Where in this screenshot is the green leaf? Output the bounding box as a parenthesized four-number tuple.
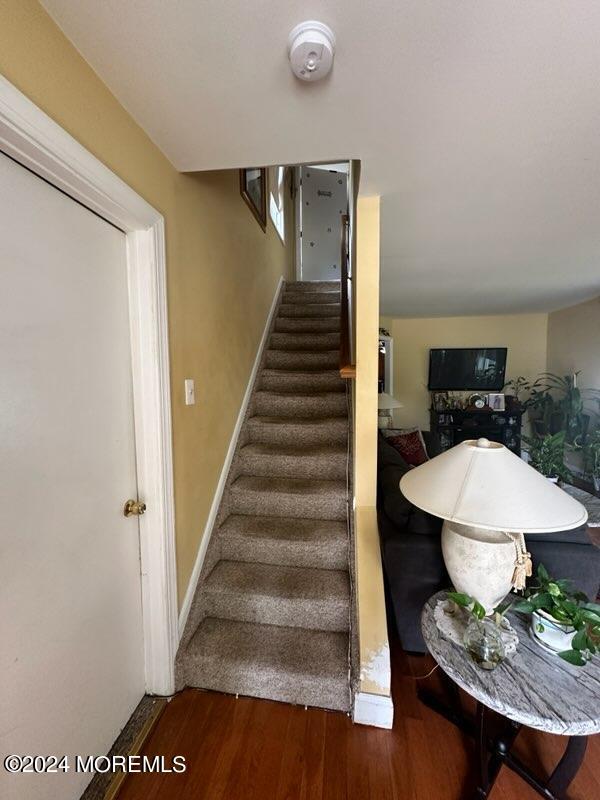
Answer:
(547, 582, 561, 597)
(472, 600, 486, 620)
(558, 650, 586, 666)
(447, 592, 472, 608)
(513, 600, 535, 613)
(537, 564, 550, 583)
(583, 602, 600, 615)
(580, 609, 600, 625)
(571, 629, 588, 651)
(529, 593, 553, 612)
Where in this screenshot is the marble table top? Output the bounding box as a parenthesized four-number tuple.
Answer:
(562, 484, 600, 526)
(422, 591, 600, 736)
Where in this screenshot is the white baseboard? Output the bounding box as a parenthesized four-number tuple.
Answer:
(177, 277, 284, 639)
(353, 691, 394, 729)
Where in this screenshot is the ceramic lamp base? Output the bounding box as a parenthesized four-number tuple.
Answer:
(441, 521, 521, 613)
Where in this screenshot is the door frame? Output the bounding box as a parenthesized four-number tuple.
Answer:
(294, 166, 303, 280)
(0, 76, 178, 695)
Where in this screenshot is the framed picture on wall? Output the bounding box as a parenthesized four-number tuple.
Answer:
(239, 168, 267, 231)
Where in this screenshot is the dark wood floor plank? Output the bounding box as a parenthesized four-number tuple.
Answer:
(275, 706, 310, 800)
(117, 640, 600, 800)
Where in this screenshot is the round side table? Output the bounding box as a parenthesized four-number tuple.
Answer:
(420, 591, 600, 800)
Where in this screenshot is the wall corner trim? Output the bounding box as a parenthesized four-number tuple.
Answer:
(353, 691, 394, 729)
(178, 276, 284, 639)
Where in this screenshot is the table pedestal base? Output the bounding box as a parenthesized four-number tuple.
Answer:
(418, 678, 588, 800)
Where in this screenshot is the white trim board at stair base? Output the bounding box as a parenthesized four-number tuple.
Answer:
(0, 76, 178, 696)
(353, 692, 394, 729)
(178, 277, 284, 639)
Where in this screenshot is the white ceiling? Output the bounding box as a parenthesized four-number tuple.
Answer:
(41, 1, 600, 316)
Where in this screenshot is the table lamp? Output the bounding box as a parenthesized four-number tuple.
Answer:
(400, 438, 588, 612)
(378, 392, 403, 429)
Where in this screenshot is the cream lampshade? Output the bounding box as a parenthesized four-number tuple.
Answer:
(400, 438, 587, 612)
(377, 392, 403, 429)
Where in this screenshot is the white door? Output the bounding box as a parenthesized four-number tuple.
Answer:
(0, 153, 145, 800)
(300, 166, 348, 281)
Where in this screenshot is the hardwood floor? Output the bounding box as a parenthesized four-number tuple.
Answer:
(117, 637, 600, 800)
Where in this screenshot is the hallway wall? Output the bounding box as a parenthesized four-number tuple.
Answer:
(0, 0, 294, 603)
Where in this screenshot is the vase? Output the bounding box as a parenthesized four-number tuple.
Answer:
(441, 521, 518, 613)
(531, 609, 575, 654)
(463, 616, 506, 670)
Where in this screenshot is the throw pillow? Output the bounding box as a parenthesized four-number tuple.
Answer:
(382, 427, 429, 467)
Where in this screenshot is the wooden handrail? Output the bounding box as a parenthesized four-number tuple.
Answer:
(339, 214, 356, 378)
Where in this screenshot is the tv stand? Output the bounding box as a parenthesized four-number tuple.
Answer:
(430, 407, 522, 456)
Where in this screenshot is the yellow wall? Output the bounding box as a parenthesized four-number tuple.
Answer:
(354, 197, 391, 702)
(381, 313, 549, 430)
(547, 295, 600, 414)
(1, 0, 294, 604)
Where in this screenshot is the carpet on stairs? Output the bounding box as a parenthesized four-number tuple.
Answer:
(175, 280, 353, 712)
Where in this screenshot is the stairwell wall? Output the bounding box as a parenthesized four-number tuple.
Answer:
(1, 0, 295, 605)
(353, 197, 393, 725)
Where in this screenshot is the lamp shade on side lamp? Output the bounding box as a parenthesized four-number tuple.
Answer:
(400, 438, 588, 612)
(377, 393, 403, 429)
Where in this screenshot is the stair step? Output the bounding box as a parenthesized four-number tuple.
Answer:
(259, 369, 345, 394)
(274, 316, 340, 333)
(283, 291, 340, 305)
(219, 514, 348, 569)
(253, 390, 347, 419)
(265, 349, 339, 371)
(238, 442, 347, 480)
(203, 561, 350, 631)
(184, 618, 350, 711)
(285, 281, 340, 293)
(230, 475, 347, 520)
(279, 303, 341, 318)
(246, 416, 348, 446)
(269, 331, 340, 351)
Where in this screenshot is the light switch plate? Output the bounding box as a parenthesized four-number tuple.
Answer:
(184, 378, 195, 406)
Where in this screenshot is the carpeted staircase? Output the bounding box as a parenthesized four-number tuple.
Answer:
(176, 280, 352, 712)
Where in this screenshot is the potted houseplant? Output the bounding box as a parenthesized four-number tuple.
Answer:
(537, 372, 589, 444)
(503, 376, 531, 410)
(523, 431, 571, 483)
(513, 564, 600, 665)
(583, 427, 600, 493)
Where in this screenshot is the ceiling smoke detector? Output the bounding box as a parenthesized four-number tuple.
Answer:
(288, 21, 336, 82)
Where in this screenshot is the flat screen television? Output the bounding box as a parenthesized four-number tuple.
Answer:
(428, 348, 507, 391)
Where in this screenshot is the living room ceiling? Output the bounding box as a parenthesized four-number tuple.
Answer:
(41, 1, 600, 316)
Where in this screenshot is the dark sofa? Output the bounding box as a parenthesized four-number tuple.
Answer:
(377, 431, 600, 653)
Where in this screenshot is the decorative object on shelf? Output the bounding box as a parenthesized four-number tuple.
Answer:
(381, 426, 429, 466)
(239, 168, 267, 231)
(467, 392, 488, 410)
(487, 392, 505, 411)
(434, 596, 518, 659)
(378, 326, 390, 337)
(523, 431, 571, 483)
(430, 406, 522, 456)
(400, 438, 588, 614)
(377, 392, 403, 429)
(513, 564, 600, 666)
(431, 390, 449, 411)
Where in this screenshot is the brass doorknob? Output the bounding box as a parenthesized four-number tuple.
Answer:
(124, 499, 147, 517)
